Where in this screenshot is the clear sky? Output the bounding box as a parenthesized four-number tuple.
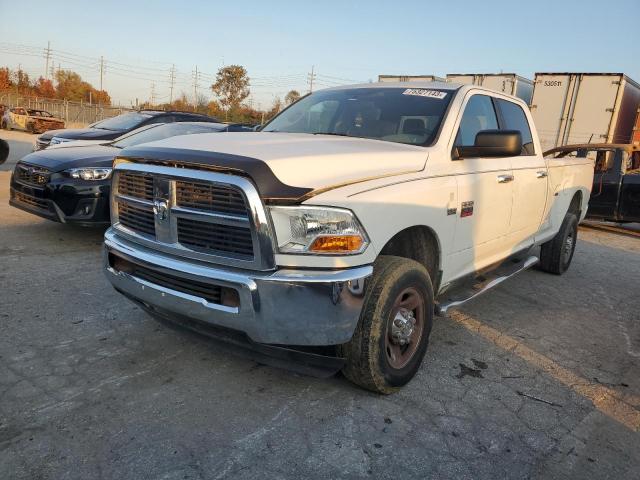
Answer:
(0, 0, 638, 108)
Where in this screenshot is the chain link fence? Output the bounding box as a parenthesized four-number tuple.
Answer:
(0, 91, 134, 128)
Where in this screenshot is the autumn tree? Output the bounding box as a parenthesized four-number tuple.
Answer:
(0, 68, 11, 90)
(92, 89, 111, 105)
(55, 70, 89, 101)
(14, 69, 31, 94)
(265, 96, 283, 121)
(33, 77, 56, 98)
(211, 65, 250, 119)
(285, 90, 301, 105)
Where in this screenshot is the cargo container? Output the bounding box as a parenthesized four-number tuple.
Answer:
(445, 73, 534, 104)
(633, 108, 640, 144)
(530, 73, 640, 151)
(378, 75, 446, 83)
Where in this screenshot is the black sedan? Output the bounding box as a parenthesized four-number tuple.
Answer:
(35, 110, 221, 150)
(10, 122, 240, 226)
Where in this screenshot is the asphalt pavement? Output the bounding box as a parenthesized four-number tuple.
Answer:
(1, 129, 639, 479)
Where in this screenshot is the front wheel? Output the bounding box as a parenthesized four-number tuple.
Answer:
(539, 212, 578, 275)
(338, 256, 434, 394)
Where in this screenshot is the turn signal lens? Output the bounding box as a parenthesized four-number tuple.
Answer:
(309, 235, 364, 253)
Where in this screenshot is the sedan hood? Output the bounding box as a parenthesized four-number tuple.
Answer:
(39, 128, 123, 141)
(20, 144, 119, 172)
(120, 132, 428, 200)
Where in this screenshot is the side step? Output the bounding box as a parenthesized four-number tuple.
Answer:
(435, 256, 539, 316)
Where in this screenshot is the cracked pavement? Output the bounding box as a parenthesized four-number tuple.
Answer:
(1, 131, 639, 479)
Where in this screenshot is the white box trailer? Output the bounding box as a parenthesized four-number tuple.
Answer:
(530, 73, 640, 151)
(446, 73, 534, 104)
(378, 75, 446, 83)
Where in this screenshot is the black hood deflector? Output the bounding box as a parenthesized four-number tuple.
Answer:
(119, 146, 313, 203)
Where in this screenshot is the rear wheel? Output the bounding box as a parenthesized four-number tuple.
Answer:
(338, 256, 434, 394)
(539, 212, 578, 275)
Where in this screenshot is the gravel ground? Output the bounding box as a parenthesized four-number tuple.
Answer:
(1, 130, 639, 479)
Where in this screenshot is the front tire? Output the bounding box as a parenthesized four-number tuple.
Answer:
(539, 212, 578, 275)
(339, 256, 434, 394)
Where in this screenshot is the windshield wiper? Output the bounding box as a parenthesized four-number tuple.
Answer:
(312, 132, 351, 137)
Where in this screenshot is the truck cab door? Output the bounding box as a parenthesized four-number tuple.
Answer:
(494, 98, 547, 249)
(448, 94, 514, 277)
(588, 149, 622, 220)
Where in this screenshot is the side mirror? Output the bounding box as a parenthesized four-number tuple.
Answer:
(253, 124, 262, 131)
(0, 139, 9, 165)
(452, 130, 522, 160)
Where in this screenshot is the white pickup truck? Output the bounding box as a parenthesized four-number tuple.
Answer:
(103, 82, 594, 393)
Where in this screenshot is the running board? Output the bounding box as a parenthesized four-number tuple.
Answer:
(435, 256, 539, 316)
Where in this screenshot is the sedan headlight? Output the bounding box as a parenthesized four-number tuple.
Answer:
(50, 137, 72, 145)
(269, 206, 369, 255)
(66, 167, 112, 180)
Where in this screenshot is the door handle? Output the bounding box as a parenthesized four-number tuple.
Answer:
(497, 174, 514, 183)
(536, 171, 548, 178)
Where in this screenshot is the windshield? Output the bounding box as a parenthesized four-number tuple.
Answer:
(262, 87, 454, 146)
(92, 112, 152, 131)
(28, 110, 52, 117)
(112, 122, 224, 149)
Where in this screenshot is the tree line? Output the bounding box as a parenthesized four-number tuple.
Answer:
(1, 64, 304, 124)
(142, 65, 303, 124)
(0, 67, 111, 105)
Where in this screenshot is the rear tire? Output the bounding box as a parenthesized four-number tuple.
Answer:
(338, 255, 434, 394)
(539, 212, 578, 275)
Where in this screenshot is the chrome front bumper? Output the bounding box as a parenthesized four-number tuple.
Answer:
(104, 228, 373, 346)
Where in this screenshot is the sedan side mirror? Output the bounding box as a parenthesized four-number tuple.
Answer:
(0, 139, 9, 165)
(452, 130, 522, 160)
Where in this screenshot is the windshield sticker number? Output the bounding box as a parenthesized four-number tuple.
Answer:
(402, 89, 447, 99)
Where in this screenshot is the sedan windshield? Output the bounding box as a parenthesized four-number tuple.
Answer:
(262, 87, 454, 146)
(92, 112, 152, 131)
(111, 122, 225, 149)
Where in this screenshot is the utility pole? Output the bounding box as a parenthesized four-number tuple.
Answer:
(99, 56, 105, 91)
(192, 65, 200, 107)
(169, 64, 176, 104)
(44, 41, 52, 79)
(307, 65, 316, 93)
(150, 82, 157, 106)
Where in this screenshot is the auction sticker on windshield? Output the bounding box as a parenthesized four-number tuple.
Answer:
(402, 89, 447, 99)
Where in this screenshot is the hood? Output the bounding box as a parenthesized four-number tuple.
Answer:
(38, 128, 123, 141)
(20, 144, 119, 172)
(47, 139, 111, 150)
(120, 132, 428, 200)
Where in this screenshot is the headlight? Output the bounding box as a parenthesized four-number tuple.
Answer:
(269, 205, 369, 255)
(50, 137, 72, 145)
(66, 167, 112, 180)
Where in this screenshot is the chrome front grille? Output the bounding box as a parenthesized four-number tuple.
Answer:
(176, 180, 247, 216)
(118, 202, 155, 236)
(15, 163, 50, 186)
(112, 163, 275, 271)
(117, 172, 154, 200)
(177, 217, 254, 259)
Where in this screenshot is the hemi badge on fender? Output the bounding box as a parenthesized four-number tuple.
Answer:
(447, 207, 457, 216)
(460, 201, 474, 218)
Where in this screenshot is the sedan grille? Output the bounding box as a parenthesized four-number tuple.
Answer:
(15, 164, 50, 186)
(14, 191, 49, 210)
